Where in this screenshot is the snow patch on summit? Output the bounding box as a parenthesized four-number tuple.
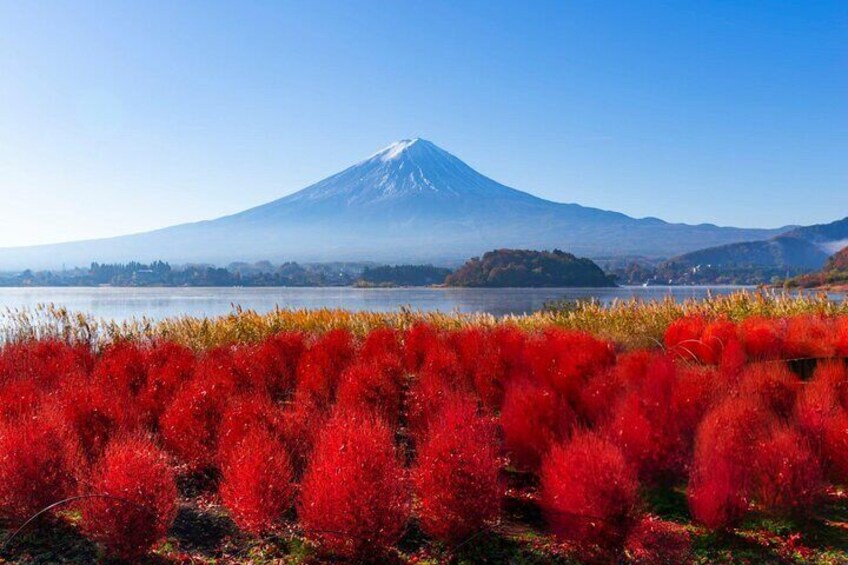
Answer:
(378, 138, 421, 162)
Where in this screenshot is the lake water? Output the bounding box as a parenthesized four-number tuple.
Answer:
(0, 285, 788, 320)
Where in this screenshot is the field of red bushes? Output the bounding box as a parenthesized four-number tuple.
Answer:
(1, 314, 848, 563)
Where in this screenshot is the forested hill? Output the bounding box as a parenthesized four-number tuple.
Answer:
(786, 246, 848, 289)
(445, 249, 615, 288)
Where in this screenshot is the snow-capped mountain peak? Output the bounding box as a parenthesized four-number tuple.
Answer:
(374, 138, 423, 161)
(280, 138, 538, 206)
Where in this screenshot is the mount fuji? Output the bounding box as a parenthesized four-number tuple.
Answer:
(0, 139, 789, 269)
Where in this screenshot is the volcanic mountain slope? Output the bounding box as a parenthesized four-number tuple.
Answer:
(0, 139, 789, 269)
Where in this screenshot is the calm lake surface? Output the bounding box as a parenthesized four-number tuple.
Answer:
(0, 286, 781, 320)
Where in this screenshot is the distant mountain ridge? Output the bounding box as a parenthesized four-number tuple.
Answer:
(653, 217, 848, 284)
(0, 138, 793, 270)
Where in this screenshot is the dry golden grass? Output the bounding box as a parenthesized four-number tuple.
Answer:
(0, 290, 845, 350)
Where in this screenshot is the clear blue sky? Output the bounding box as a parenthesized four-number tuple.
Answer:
(1, 1, 845, 247)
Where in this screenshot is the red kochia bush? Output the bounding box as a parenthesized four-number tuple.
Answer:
(234, 332, 306, 401)
(406, 345, 467, 440)
(220, 428, 294, 534)
(795, 360, 847, 437)
(835, 317, 848, 356)
(688, 398, 776, 529)
(0, 339, 93, 389)
(450, 328, 506, 408)
(700, 319, 739, 365)
(750, 427, 823, 517)
(57, 378, 138, 463)
(81, 437, 177, 561)
(624, 515, 692, 564)
(0, 412, 79, 522)
(577, 350, 654, 425)
(160, 376, 234, 469)
(739, 317, 784, 360)
(278, 395, 328, 478)
(738, 362, 802, 419)
(664, 316, 707, 362)
(500, 379, 576, 471)
(473, 326, 528, 410)
(413, 395, 502, 542)
(92, 341, 148, 396)
(402, 322, 441, 373)
(527, 329, 615, 403)
(784, 315, 834, 359)
(335, 354, 405, 427)
(298, 410, 410, 559)
(794, 360, 848, 480)
(541, 433, 638, 549)
(295, 329, 356, 408)
(821, 412, 848, 480)
(137, 341, 196, 429)
(360, 327, 403, 362)
(604, 354, 679, 480)
(606, 354, 714, 482)
(0, 378, 44, 424)
(216, 394, 285, 468)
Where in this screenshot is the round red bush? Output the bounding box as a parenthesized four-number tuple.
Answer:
(0, 411, 79, 523)
(834, 317, 848, 357)
(220, 428, 294, 534)
(821, 412, 848, 481)
(216, 394, 285, 468)
(739, 316, 785, 360)
(361, 327, 403, 362)
(605, 355, 708, 482)
(138, 341, 196, 429)
(92, 341, 148, 396)
(750, 427, 823, 517)
(278, 394, 328, 478)
(295, 329, 356, 408)
(335, 355, 404, 427)
(247, 332, 306, 400)
(57, 378, 139, 463)
(501, 379, 576, 471)
(527, 329, 615, 403)
(794, 360, 848, 444)
(407, 347, 467, 441)
(688, 398, 776, 529)
(413, 394, 502, 542)
(664, 316, 707, 362)
(540, 432, 638, 548)
(700, 319, 738, 365)
(784, 315, 834, 359)
(81, 437, 177, 561)
(298, 409, 410, 559)
(0, 378, 44, 424)
(160, 376, 233, 469)
(737, 362, 801, 419)
(0, 339, 93, 390)
(402, 322, 441, 373)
